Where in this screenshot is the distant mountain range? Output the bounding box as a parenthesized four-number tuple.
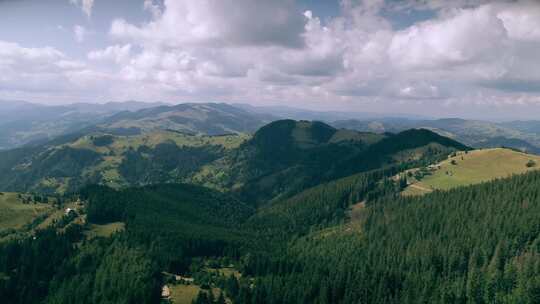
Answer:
(332, 118, 540, 154)
(233, 103, 432, 121)
(2, 100, 540, 155)
(0, 100, 168, 150)
(99, 103, 276, 136)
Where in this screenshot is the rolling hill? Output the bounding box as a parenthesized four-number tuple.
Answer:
(402, 148, 540, 195)
(193, 120, 467, 204)
(99, 102, 275, 136)
(0, 130, 249, 194)
(0, 119, 467, 199)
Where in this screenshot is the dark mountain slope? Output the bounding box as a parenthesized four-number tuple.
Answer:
(195, 120, 467, 204)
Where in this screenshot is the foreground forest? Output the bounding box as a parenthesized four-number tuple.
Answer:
(1, 119, 540, 303)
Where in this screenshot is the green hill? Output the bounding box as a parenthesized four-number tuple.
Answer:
(403, 148, 540, 195)
(0, 130, 248, 194)
(0, 120, 465, 200)
(194, 121, 466, 204)
(0, 192, 52, 236)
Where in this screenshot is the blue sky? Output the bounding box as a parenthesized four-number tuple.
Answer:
(1, 0, 540, 119)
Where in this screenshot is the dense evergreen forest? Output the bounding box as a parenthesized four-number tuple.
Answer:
(2, 120, 540, 303)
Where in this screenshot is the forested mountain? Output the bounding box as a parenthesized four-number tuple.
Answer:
(0, 119, 465, 198)
(239, 171, 540, 303)
(0, 183, 254, 304)
(187, 120, 466, 204)
(4, 115, 540, 304)
(0, 130, 249, 194)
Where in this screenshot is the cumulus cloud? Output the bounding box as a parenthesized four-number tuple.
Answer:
(5, 0, 540, 117)
(389, 5, 507, 69)
(88, 44, 132, 63)
(0, 40, 92, 95)
(111, 0, 306, 48)
(91, 0, 540, 111)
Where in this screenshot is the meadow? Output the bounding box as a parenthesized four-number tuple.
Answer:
(403, 148, 540, 195)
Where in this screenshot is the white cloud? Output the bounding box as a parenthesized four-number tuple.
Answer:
(111, 0, 306, 48)
(497, 1, 540, 42)
(5, 0, 540, 117)
(88, 44, 132, 63)
(0, 40, 92, 96)
(388, 5, 507, 69)
(70, 0, 94, 18)
(74, 25, 86, 43)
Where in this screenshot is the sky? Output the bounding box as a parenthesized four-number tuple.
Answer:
(1, 0, 540, 119)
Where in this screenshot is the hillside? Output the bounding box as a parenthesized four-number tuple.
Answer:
(0, 119, 466, 199)
(193, 120, 466, 204)
(0, 130, 249, 194)
(0, 183, 254, 304)
(240, 170, 540, 303)
(0, 192, 53, 239)
(402, 148, 540, 195)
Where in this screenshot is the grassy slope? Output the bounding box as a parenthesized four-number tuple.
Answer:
(70, 131, 248, 189)
(85, 222, 125, 239)
(169, 285, 224, 304)
(403, 148, 540, 195)
(0, 192, 52, 231)
(12, 131, 250, 193)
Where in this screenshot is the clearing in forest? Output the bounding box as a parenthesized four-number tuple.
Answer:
(402, 148, 540, 195)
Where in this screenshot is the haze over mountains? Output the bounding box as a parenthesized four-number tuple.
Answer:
(3, 100, 540, 155)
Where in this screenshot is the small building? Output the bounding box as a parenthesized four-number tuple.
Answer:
(161, 285, 171, 299)
(175, 275, 195, 283)
(65, 208, 76, 216)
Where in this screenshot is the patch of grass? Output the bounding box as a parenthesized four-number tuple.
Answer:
(404, 148, 540, 195)
(205, 267, 241, 279)
(330, 130, 385, 145)
(0, 193, 52, 232)
(168, 285, 223, 304)
(85, 222, 125, 239)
